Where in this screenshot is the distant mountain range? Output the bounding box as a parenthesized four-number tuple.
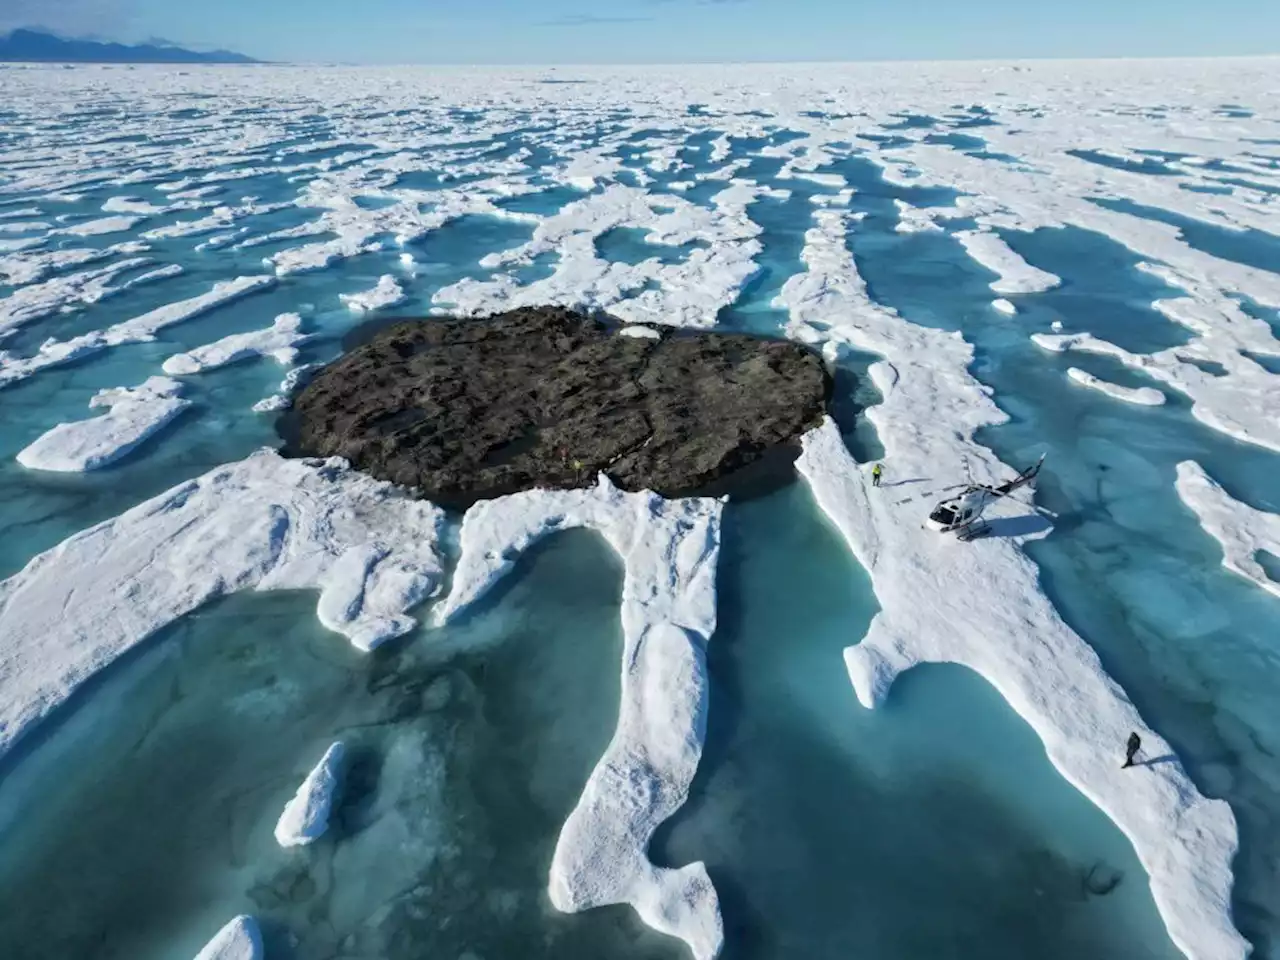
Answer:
(0, 29, 258, 64)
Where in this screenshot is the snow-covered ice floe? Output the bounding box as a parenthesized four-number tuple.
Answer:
(339, 274, 406, 313)
(275, 741, 345, 847)
(16, 376, 191, 472)
(1033, 327, 1280, 453)
(193, 915, 263, 960)
(992, 298, 1017, 316)
(781, 208, 1246, 960)
(1175, 461, 1280, 601)
(0, 276, 276, 390)
(0, 450, 445, 762)
(163, 313, 309, 375)
(956, 229, 1061, 295)
(1067, 367, 1166, 406)
(438, 476, 724, 960)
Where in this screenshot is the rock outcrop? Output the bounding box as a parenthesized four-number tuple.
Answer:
(291, 307, 829, 507)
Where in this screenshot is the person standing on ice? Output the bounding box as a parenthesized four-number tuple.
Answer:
(871, 463, 884, 488)
(1122, 732, 1142, 769)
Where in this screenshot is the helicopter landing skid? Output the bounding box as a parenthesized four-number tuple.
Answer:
(956, 521, 992, 542)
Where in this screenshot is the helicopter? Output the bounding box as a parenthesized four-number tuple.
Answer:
(926, 454, 1046, 541)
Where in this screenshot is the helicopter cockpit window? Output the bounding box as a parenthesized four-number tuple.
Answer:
(931, 505, 957, 526)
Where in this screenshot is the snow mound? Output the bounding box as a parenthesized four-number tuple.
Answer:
(163, 313, 309, 375)
(956, 229, 1061, 294)
(1067, 367, 1166, 406)
(275, 741, 345, 847)
(0, 450, 446, 762)
(439, 476, 724, 960)
(193, 915, 262, 960)
(340, 274, 406, 313)
(1175, 461, 1280, 601)
(16, 376, 190, 472)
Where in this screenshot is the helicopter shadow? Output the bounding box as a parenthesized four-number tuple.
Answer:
(982, 512, 1054, 539)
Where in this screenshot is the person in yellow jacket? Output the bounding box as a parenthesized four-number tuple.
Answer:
(871, 463, 884, 488)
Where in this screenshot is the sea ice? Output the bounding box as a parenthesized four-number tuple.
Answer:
(1033, 327, 1280, 452)
(0, 450, 445, 761)
(992, 297, 1017, 316)
(0, 276, 277, 390)
(252, 363, 318, 414)
(619, 324, 662, 339)
(16, 376, 191, 472)
(1067, 367, 1166, 406)
(439, 477, 724, 960)
(193, 915, 262, 960)
(163, 313, 309, 375)
(1175, 461, 1280, 601)
(956, 229, 1062, 294)
(275, 741, 345, 847)
(55, 215, 143, 238)
(780, 208, 1247, 960)
(434, 182, 766, 330)
(339, 274, 406, 313)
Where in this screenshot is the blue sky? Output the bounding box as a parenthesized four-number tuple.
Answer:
(7, 0, 1280, 63)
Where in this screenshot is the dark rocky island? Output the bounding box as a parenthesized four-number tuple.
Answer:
(290, 307, 830, 508)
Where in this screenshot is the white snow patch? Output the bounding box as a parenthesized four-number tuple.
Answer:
(275, 742, 345, 847)
(619, 324, 661, 340)
(1175, 461, 1280, 601)
(439, 477, 723, 960)
(340, 274, 406, 313)
(163, 313, 309, 375)
(193, 916, 263, 960)
(992, 298, 1017, 316)
(1067, 367, 1166, 406)
(16, 376, 191, 472)
(956, 229, 1061, 294)
(0, 450, 445, 761)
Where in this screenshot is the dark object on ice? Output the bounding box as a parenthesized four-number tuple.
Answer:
(289, 306, 831, 508)
(1122, 732, 1142, 769)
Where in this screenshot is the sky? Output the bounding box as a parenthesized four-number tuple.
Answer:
(5, 0, 1280, 64)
